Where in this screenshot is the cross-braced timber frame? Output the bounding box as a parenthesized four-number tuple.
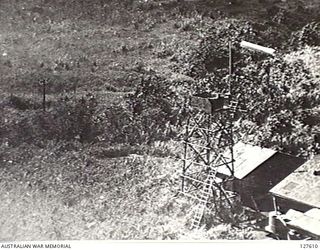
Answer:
(180, 94, 239, 229)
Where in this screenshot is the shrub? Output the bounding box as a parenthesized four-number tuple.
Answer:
(290, 22, 320, 48)
(1, 93, 101, 146)
(127, 73, 188, 143)
(8, 95, 41, 110)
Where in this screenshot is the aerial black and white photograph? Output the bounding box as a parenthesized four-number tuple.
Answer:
(0, 0, 320, 241)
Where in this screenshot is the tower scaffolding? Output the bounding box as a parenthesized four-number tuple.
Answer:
(180, 93, 240, 229)
(179, 42, 244, 229)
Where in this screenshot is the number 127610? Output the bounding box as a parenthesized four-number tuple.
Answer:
(300, 244, 318, 249)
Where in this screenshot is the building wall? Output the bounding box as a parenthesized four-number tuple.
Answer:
(273, 196, 313, 213)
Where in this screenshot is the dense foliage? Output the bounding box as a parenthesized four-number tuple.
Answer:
(134, 16, 320, 157)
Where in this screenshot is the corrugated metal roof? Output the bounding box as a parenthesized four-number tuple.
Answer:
(270, 156, 320, 209)
(285, 209, 304, 221)
(305, 208, 320, 220)
(218, 141, 277, 179)
(286, 208, 320, 237)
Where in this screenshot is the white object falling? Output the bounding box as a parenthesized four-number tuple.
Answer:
(240, 41, 276, 56)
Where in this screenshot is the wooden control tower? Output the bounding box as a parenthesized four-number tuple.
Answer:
(180, 92, 240, 229)
(180, 42, 242, 229)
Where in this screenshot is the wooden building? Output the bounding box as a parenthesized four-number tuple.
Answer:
(217, 142, 306, 211)
(270, 155, 320, 213)
(267, 156, 320, 239)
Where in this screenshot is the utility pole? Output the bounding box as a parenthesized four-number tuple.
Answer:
(228, 41, 233, 95)
(40, 79, 47, 111)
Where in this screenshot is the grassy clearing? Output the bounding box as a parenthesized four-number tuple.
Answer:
(0, 152, 180, 240)
(0, 150, 254, 240)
